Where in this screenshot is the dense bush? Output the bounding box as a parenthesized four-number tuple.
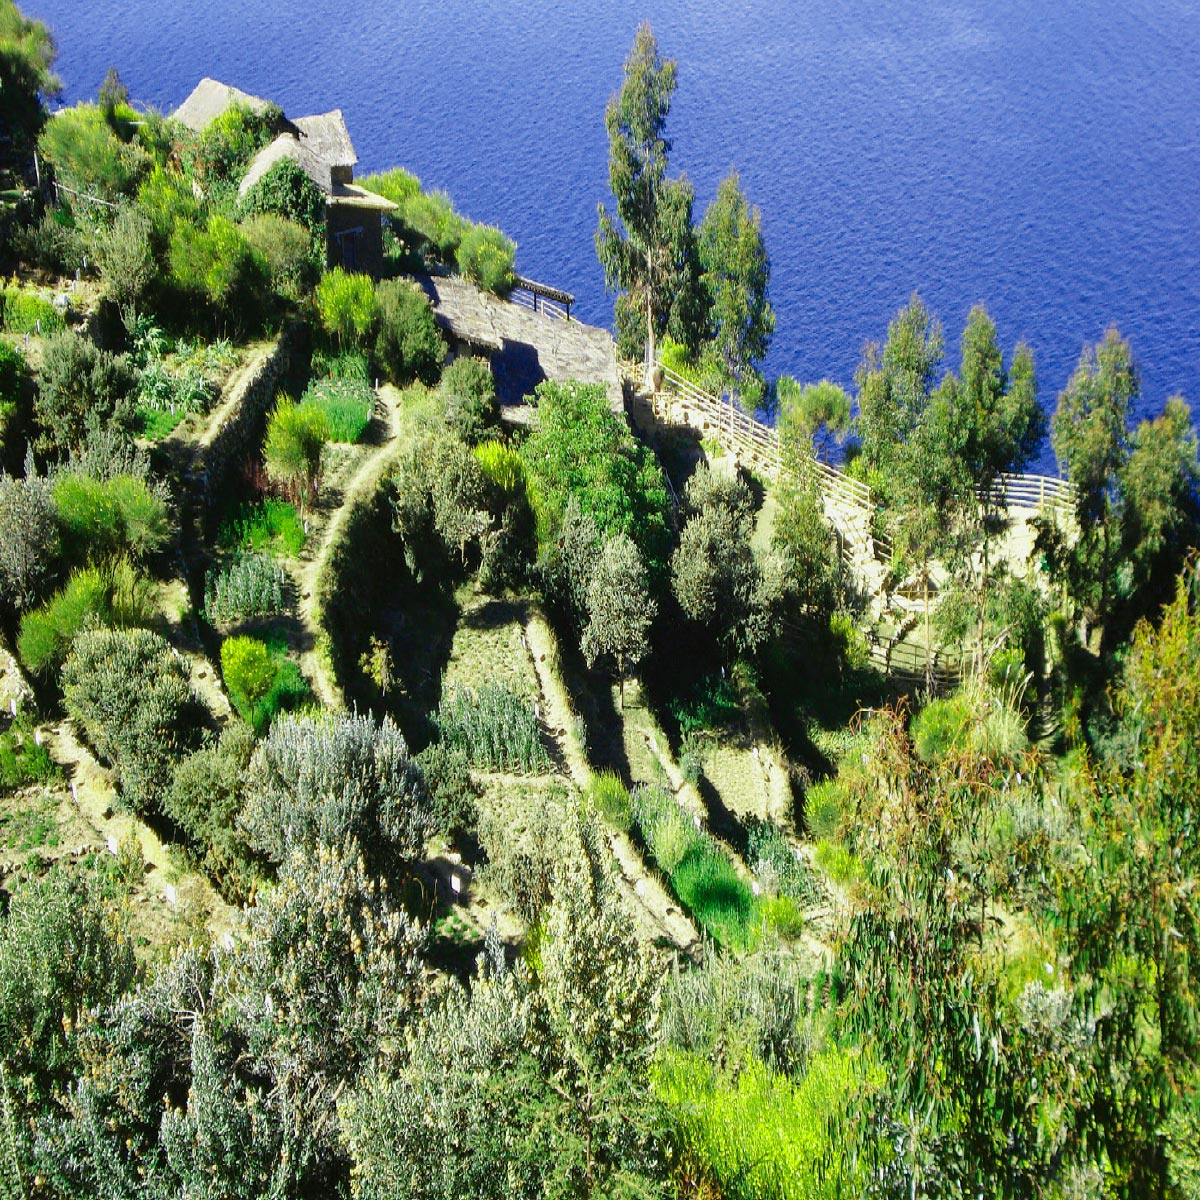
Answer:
(398, 188, 466, 262)
(0, 472, 60, 609)
(241, 212, 318, 298)
(474, 439, 525, 495)
(803, 778, 846, 842)
(316, 267, 378, 349)
(262, 396, 329, 507)
(17, 558, 153, 675)
(358, 166, 420, 206)
(374, 277, 445, 386)
(477, 783, 569, 925)
(439, 354, 497, 444)
(241, 711, 431, 871)
(34, 330, 136, 456)
(185, 100, 280, 183)
(303, 374, 374, 443)
(203, 553, 285, 625)
(161, 723, 258, 899)
(38, 102, 149, 199)
(52, 470, 170, 564)
(238, 157, 326, 233)
(747, 819, 822, 907)
(220, 633, 309, 733)
(218, 498, 305, 556)
(588, 770, 632, 831)
(168, 214, 268, 332)
(414, 740, 479, 840)
(456, 223, 516, 295)
(436, 683, 549, 774)
(62, 626, 200, 814)
(0, 285, 64, 335)
(137, 165, 202, 249)
(95, 203, 154, 317)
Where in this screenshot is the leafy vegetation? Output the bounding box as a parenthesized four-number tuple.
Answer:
(218, 498, 306, 556)
(203, 552, 286, 625)
(436, 682, 549, 774)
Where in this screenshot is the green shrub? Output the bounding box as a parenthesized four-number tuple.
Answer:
(240, 212, 318, 298)
(220, 635, 273, 722)
(263, 396, 329, 507)
(168, 214, 269, 330)
(414, 741, 478, 839)
(456, 223, 516, 295)
(653, 1049, 860, 1200)
(436, 683, 549, 774)
(0, 473, 61, 610)
(803, 778, 845, 842)
(1, 287, 64, 335)
(912, 694, 973, 762)
(399, 189, 466, 261)
(588, 770, 632, 831)
(316, 267, 379, 349)
(38, 102, 149, 199)
(747, 820, 823, 907)
(135, 358, 216, 416)
(474, 439, 525, 495)
(358, 167, 420, 206)
(52, 472, 170, 564)
(0, 712, 58, 794)
(439, 355, 497, 444)
(203, 553, 285, 626)
(374, 278, 445, 386)
(760, 894, 805, 941)
(632, 783, 700, 875)
(302, 374, 374, 443)
(34, 330, 136, 457)
(62, 626, 199, 814)
(238, 158, 326, 233)
(217, 499, 305, 556)
(187, 101, 280, 183)
(138, 166, 202, 248)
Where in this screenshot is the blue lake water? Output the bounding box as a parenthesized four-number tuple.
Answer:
(27, 0, 1200, 470)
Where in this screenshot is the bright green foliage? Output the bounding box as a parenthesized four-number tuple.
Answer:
(654, 1049, 858, 1200)
(0, 472, 59, 609)
(316, 267, 379, 349)
(439, 354, 497, 444)
(0, 710, 56, 795)
(0, 0, 59, 161)
(521, 378, 671, 580)
(373, 277, 445, 386)
(38, 102, 149, 199)
(581, 531, 655, 707)
(18, 558, 153, 675)
(397, 188, 466, 262)
(358, 166, 420, 206)
(52, 470, 170, 563)
(589, 770, 633, 831)
(62, 626, 199, 814)
(241, 711, 429, 872)
(456, 223, 516, 295)
(474, 438, 525, 495)
(0, 285, 63, 334)
(303, 374, 374, 442)
(241, 212, 318, 298)
(238, 157, 326, 232)
(803, 778, 846, 841)
(263, 395, 330, 508)
(136, 165, 201, 248)
(169, 213, 268, 330)
(218, 498, 305, 556)
(436, 683, 549, 774)
(204, 553, 285, 625)
(771, 468, 845, 621)
(34, 330, 135, 456)
(220, 634, 275, 713)
(596, 22, 705, 364)
(696, 171, 774, 404)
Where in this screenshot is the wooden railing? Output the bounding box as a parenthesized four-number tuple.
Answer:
(509, 275, 573, 320)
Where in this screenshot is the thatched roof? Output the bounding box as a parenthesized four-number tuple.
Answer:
(293, 111, 356, 168)
(172, 78, 274, 133)
(238, 111, 373, 204)
(238, 134, 333, 197)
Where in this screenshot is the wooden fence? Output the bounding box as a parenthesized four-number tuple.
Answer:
(508, 275, 574, 320)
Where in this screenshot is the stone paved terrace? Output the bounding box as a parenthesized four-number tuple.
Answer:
(417, 275, 623, 412)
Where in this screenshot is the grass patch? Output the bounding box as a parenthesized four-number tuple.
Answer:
(632, 784, 758, 950)
(0, 714, 59, 797)
(588, 770, 632, 831)
(436, 683, 549, 774)
(135, 404, 190, 440)
(218, 499, 305, 557)
(303, 373, 374, 444)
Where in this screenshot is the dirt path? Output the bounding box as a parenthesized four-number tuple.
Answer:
(523, 612, 699, 956)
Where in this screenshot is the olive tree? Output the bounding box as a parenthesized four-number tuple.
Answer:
(581, 531, 655, 709)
